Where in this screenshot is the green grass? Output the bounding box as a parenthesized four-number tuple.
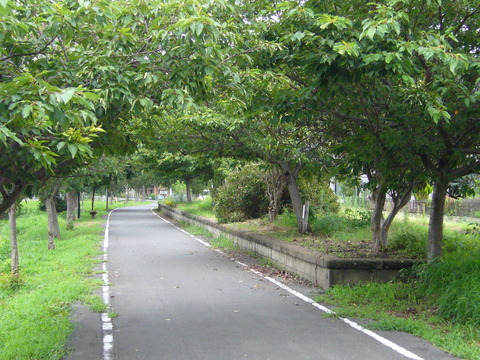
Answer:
(172, 197, 215, 218)
(316, 251, 480, 360)
(210, 235, 238, 251)
(178, 221, 214, 238)
(0, 199, 147, 360)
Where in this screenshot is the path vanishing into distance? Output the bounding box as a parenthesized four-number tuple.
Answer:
(68, 204, 459, 360)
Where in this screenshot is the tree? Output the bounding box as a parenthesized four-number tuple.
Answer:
(0, 0, 246, 215)
(44, 181, 62, 250)
(247, 0, 480, 259)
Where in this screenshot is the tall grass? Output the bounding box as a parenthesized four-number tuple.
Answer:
(417, 251, 480, 325)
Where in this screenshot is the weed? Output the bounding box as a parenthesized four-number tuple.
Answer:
(85, 295, 107, 313)
(389, 224, 428, 258)
(0, 273, 25, 294)
(259, 257, 275, 268)
(180, 223, 213, 238)
(210, 235, 238, 251)
(108, 311, 119, 319)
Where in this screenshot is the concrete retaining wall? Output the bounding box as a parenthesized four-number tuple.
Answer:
(157, 204, 420, 289)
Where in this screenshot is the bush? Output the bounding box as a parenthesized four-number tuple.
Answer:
(213, 164, 268, 223)
(297, 175, 340, 214)
(162, 197, 177, 208)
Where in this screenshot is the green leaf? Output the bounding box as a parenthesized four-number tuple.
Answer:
(21, 104, 33, 118)
(57, 141, 66, 151)
(204, 66, 214, 76)
(67, 143, 78, 158)
(59, 88, 77, 104)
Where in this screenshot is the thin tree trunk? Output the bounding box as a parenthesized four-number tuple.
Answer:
(280, 163, 305, 233)
(66, 190, 77, 222)
(265, 167, 285, 222)
(77, 192, 81, 219)
(185, 177, 192, 203)
(125, 185, 129, 204)
(9, 203, 19, 278)
(141, 185, 146, 202)
(46, 183, 61, 250)
(428, 177, 449, 262)
(380, 186, 413, 249)
(371, 182, 387, 252)
(91, 187, 96, 210)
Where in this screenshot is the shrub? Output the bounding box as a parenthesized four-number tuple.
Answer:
(389, 225, 428, 258)
(275, 210, 298, 228)
(213, 163, 268, 223)
(162, 197, 177, 208)
(297, 175, 340, 214)
(311, 214, 344, 236)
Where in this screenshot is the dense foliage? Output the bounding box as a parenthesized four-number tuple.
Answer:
(213, 164, 268, 223)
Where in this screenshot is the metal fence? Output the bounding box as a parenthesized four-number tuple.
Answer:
(342, 196, 480, 218)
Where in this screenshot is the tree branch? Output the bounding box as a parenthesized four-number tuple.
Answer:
(0, 37, 57, 62)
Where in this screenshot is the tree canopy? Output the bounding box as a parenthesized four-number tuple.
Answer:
(1, 0, 479, 261)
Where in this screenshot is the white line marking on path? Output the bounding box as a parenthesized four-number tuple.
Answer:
(150, 209, 424, 360)
(102, 209, 117, 360)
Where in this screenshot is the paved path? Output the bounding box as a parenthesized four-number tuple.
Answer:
(94, 205, 458, 360)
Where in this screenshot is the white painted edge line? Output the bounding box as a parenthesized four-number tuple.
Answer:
(150, 208, 424, 360)
(101, 208, 117, 360)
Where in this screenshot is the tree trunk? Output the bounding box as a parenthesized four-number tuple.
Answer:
(265, 167, 285, 222)
(91, 187, 96, 210)
(125, 185, 129, 204)
(185, 177, 192, 203)
(0, 182, 25, 217)
(106, 189, 109, 210)
(428, 177, 449, 262)
(9, 203, 19, 278)
(280, 163, 305, 233)
(141, 185, 146, 202)
(66, 190, 78, 222)
(380, 185, 413, 250)
(78, 192, 81, 219)
(371, 182, 387, 252)
(45, 183, 61, 250)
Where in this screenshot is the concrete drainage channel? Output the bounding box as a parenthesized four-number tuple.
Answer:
(157, 204, 421, 290)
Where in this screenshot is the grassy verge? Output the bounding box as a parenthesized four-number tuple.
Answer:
(316, 275, 480, 359)
(315, 247, 480, 360)
(0, 200, 148, 360)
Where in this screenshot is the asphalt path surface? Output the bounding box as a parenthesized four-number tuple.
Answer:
(104, 205, 458, 360)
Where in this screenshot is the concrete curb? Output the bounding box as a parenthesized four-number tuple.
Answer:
(157, 204, 422, 289)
